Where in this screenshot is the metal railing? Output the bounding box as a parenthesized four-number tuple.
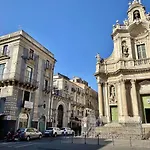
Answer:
(0, 72, 38, 87)
(43, 86, 51, 93)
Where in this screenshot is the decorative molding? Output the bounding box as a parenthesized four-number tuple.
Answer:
(139, 80, 150, 85)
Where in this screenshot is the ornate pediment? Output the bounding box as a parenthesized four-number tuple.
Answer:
(139, 80, 150, 85)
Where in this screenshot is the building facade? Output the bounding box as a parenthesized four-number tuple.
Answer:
(71, 77, 99, 118)
(0, 30, 55, 136)
(95, 0, 150, 125)
(51, 73, 98, 130)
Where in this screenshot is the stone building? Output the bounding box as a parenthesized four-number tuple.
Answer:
(71, 77, 99, 118)
(0, 30, 55, 136)
(95, 0, 150, 125)
(51, 73, 98, 129)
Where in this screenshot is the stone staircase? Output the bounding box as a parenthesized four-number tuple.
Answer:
(92, 123, 150, 140)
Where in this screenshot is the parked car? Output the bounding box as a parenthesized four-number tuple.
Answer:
(19, 128, 42, 141)
(61, 127, 74, 135)
(44, 127, 62, 137)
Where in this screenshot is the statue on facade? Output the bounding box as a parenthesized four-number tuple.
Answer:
(96, 53, 100, 63)
(122, 41, 129, 57)
(96, 53, 104, 63)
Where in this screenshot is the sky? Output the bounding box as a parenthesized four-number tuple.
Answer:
(0, 0, 150, 91)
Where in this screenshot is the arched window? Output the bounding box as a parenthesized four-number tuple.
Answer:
(133, 10, 141, 20)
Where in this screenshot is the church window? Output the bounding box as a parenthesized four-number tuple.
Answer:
(133, 10, 141, 20)
(137, 44, 146, 59)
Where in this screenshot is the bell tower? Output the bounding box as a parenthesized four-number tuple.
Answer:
(111, 0, 150, 61)
(128, 0, 147, 24)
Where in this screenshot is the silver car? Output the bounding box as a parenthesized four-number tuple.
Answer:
(19, 128, 42, 141)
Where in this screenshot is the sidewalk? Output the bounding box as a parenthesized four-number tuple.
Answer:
(44, 138, 150, 150)
(60, 137, 150, 149)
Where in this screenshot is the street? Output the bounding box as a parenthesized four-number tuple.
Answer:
(0, 136, 150, 150)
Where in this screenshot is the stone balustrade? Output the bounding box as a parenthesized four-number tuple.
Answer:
(96, 58, 150, 74)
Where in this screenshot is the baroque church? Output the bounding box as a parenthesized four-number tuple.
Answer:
(95, 0, 150, 125)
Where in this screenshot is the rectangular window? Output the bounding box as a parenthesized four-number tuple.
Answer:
(23, 91, 30, 101)
(46, 60, 50, 69)
(29, 49, 34, 59)
(3, 45, 8, 55)
(137, 44, 146, 59)
(44, 79, 48, 90)
(0, 64, 5, 80)
(77, 110, 79, 115)
(26, 66, 33, 83)
(82, 111, 84, 116)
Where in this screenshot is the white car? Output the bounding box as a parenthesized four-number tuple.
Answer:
(44, 127, 62, 137)
(61, 127, 74, 135)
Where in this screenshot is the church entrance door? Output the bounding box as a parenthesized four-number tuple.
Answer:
(110, 106, 118, 122)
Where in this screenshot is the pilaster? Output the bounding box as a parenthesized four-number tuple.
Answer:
(131, 79, 140, 122)
(121, 79, 128, 117)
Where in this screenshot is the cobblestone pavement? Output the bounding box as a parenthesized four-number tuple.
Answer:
(0, 136, 150, 150)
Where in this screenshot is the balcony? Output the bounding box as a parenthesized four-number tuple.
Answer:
(96, 58, 150, 75)
(0, 72, 38, 90)
(0, 50, 10, 61)
(43, 86, 51, 94)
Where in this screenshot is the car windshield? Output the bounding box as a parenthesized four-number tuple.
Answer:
(47, 127, 53, 130)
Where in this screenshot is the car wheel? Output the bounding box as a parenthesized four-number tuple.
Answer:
(39, 135, 42, 139)
(26, 136, 30, 141)
(66, 132, 68, 136)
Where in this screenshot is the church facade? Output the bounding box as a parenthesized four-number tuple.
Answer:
(95, 0, 150, 125)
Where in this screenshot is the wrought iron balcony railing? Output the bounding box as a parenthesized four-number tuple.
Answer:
(43, 86, 51, 94)
(0, 72, 38, 90)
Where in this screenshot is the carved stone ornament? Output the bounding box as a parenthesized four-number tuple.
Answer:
(123, 19, 129, 26)
(95, 53, 100, 63)
(146, 13, 150, 21)
(109, 96, 117, 105)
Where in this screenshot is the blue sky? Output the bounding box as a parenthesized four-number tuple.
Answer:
(0, 0, 150, 91)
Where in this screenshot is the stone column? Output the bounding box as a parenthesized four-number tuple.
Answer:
(121, 79, 128, 116)
(117, 81, 123, 117)
(98, 82, 104, 117)
(104, 82, 110, 123)
(131, 79, 139, 117)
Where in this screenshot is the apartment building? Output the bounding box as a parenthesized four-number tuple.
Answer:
(0, 30, 56, 136)
(51, 73, 98, 130)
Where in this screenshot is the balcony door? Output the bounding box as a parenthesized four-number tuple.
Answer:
(26, 66, 33, 83)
